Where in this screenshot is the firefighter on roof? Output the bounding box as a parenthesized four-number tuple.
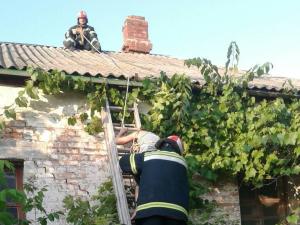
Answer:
(63, 10, 101, 52)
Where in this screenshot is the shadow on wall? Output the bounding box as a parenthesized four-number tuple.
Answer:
(1, 91, 86, 159)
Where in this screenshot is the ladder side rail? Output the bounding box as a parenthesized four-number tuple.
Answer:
(133, 103, 141, 130)
(101, 100, 132, 225)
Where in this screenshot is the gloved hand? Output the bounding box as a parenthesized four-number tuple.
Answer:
(90, 42, 101, 53)
(75, 27, 83, 35)
(67, 46, 76, 51)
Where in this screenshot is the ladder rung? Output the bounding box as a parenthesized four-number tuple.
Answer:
(126, 196, 136, 203)
(113, 123, 136, 127)
(124, 184, 135, 189)
(110, 106, 134, 112)
(123, 176, 134, 180)
(122, 172, 134, 177)
(118, 151, 130, 155)
(122, 173, 134, 179)
(117, 146, 131, 151)
(118, 151, 131, 155)
(114, 127, 139, 131)
(118, 153, 128, 158)
(117, 147, 132, 157)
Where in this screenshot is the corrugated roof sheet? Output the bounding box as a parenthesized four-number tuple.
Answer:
(0, 42, 300, 92)
(0, 42, 202, 81)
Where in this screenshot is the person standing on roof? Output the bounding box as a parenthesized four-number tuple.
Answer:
(119, 135, 189, 225)
(63, 10, 101, 52)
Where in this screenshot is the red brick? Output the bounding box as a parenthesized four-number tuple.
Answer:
(122, 15, 152, 53)
(55, 148, 80, 154)
(59, 160, 79, 166)
(54, 172, 76, 180)
(89, 155, 107, 161)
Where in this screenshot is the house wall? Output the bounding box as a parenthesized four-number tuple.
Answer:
(1, 84, 243, 225)
(0, 85, 110, 225)
(191, 177, 241, 225)
(206, 178, 241, 224)
(287, 176, 300, 224)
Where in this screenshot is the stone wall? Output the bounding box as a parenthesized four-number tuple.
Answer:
(190, 177, 242, 225)
(0, 85, 110, 224)
(206, 178, 241, 224)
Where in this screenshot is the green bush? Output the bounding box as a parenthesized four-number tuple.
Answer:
(63, 180, 119, 225)
(0, 161, 62, 225)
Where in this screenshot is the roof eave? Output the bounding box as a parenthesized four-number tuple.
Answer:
(1, 68, 299, 99)
(0, 68, 143, 87)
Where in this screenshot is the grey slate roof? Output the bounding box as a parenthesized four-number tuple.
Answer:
(0, 42, 201, 81)
(0, 42, 300, 93)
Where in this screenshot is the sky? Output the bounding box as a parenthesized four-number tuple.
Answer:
(1, 0, 300, 78)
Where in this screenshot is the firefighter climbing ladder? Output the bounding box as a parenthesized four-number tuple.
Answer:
(101, 99, 141, 225)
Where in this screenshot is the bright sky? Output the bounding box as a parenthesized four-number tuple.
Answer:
(1, 0, 300, 78)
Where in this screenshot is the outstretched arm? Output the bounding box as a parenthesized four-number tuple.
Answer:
(115, 128, 138, 145)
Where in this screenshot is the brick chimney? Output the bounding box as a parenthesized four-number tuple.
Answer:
(122, 16, 152, 54)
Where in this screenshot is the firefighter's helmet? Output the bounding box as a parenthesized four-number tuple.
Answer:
(155, 135, 184, 155)
(77, 10, 88, 19)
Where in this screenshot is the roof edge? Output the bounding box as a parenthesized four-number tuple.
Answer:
(1, 69, 299, 99)
(0, 68, 143, 87)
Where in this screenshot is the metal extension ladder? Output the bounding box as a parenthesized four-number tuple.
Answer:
(101, 99, 141, 225)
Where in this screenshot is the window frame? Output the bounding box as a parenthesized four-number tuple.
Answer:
(3, 160, 25, 220)
(238, 176, 289, 225)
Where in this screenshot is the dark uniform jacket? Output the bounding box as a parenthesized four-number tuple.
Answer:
(119, 149, 189, 222)
(63, 24, 101, 51)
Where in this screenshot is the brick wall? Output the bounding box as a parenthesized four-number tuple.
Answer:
(0, 85, 110, 224)
(210, 178, 241, 224)
(194, 177, 242, 225)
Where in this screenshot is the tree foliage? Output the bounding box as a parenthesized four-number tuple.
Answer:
(63, 180, 119, 225)
(140, 55, 300, 189)
(0, 161, 62, 225)
(0, 160, 25, 225)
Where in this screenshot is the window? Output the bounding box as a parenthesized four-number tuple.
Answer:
(238, 177, 289, 225)
(0, 160, 24, 220)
